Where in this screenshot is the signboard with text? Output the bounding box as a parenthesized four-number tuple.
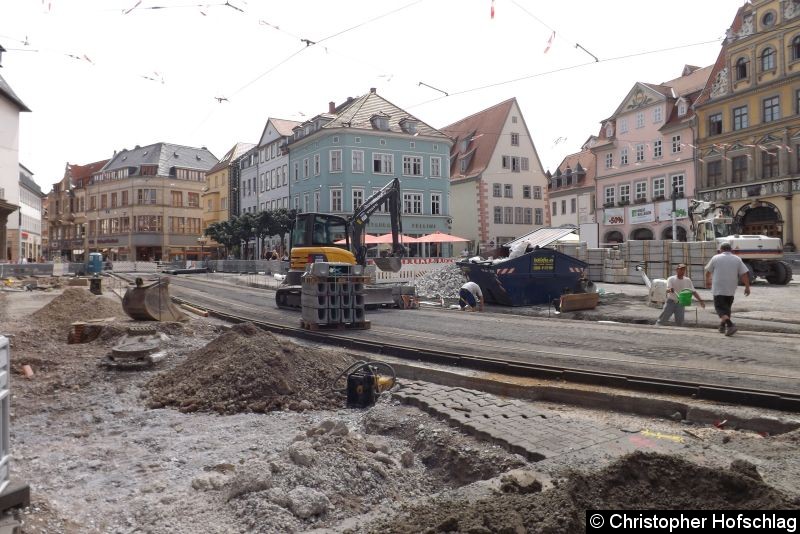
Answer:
(603, 207, 625, 225)
(628, 203, 655, 224)
(656, 198, 689, 221)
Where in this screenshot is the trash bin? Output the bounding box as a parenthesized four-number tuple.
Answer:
(87, 252, 103, 275)
(457, 248, 589, 306)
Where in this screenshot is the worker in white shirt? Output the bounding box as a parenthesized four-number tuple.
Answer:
(459, 279, 484, 312)
(655, 263, 705, 326)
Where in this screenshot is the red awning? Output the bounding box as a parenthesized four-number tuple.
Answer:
(416, 231, 469, 243)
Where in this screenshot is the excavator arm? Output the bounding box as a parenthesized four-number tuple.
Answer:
(347, 177, 405, 271)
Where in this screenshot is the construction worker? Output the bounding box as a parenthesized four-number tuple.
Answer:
(655, 263, 705, 326)
(459, 279, 484, 312)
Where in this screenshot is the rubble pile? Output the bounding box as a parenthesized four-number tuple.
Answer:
(147, 322, 359, 414)
(29, 287, 125, 328)
(361, 452, 798, 533)
(412, 263, 465, 299)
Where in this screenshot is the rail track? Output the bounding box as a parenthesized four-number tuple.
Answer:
(151, 274, 800, 413)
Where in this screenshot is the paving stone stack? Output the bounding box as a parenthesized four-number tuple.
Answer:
(613, 240, 716, 288)
(301, 263, 367, 328)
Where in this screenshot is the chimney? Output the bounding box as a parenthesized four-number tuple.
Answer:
(370, 87, 376, 94)
(329, 101, 335, 113)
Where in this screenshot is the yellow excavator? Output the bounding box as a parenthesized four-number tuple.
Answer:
(275, 177, 405, 309)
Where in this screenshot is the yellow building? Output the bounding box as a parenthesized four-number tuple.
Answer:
(694, 0, 800, 249)
(201, 142, 253, 256)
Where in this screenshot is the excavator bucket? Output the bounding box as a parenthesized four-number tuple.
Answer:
(372, 257, 402, 273)
(122, 277, 187, 322)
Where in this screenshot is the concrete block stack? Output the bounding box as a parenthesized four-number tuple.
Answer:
(609, 240, 717, 288)
(300, 263, 368, 329)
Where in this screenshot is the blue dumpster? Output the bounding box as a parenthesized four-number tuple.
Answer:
(87, 252, 103, 275)
(457, 248, 588, 306)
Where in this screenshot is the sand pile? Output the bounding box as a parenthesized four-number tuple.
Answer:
(147, 322, 358, 414)
(29, 287, 125, 328)
(364, 452, 798, 533)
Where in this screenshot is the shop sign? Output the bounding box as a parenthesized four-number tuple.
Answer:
(656, 198, 688, 221)
(603, 207, 625, 225)
(628, 203, 655, 224)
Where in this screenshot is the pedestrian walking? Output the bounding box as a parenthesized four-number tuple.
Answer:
(458, 279, 484, 312)
(705, 242, 750, 336)
(655, 263, 705, 326)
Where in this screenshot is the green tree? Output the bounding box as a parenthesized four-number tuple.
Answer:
(269, 208, 296, 254)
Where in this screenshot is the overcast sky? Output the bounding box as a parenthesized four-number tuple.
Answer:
(1, 0, 745, 191)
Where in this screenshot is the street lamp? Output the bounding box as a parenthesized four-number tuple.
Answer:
(197, 236, 207, 265)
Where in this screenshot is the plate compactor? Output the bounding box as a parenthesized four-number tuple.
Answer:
(331, 361, 396, 408)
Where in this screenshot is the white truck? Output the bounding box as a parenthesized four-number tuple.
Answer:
(688, 200, 792, 285)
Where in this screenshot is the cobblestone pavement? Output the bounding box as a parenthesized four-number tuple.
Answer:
(392, 381, 658, 462)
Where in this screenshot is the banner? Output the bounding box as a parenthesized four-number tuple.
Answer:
(656, 198, 688, 221)
(603, 207, 625, 225)
(628, 203, 655, 224)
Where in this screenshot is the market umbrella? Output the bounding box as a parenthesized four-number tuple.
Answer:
(416, 231, 469, 243)
(373, 232, 421, 244)
(333, 234, 381, 245)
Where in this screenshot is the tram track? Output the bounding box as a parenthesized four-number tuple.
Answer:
(156, 275, 800, 413)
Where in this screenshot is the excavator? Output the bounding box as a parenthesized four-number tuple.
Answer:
(275, 177, 406, 309)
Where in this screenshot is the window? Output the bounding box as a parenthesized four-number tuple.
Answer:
(403, 155, 422, 176)
(515, 207, 523, 224)
(706, 160, 722, 187)
(636, 144, 645, 162)
(671, 135, 681, 153)
(678, 101, 687, 116)
(352, 150, 364, 173)
(504, 184, 512, 198)
(620, 148, 628, 165)
(736, 57, 748, 80)
(709, 113, 723, 136)
(100, 194, 107, 209)
(635, 181, 647, 200)
(137, 189, 156, 205)
(619, 184, 630, 203)
(188, 192, 199, 207)
(653, 107, 663, 123)
(493, 183, 501, 197)
(523, 185, 531, 199)
(733, 106, 749, 130)
(314, 191, 320, 211)
(534, 208, 543, 225)
(314, 154, 321, 175)
(303, 193, 310, 213)
(793, 36, 800, 61)
(570, 198, 576, 214)
(504, 207, 513, 224)
(283, 165, 288, 186)
(605, 153, 613, 168)
(494, 206, 502, 223)
(303, 158, 309, 178)
(604, 186, 615, 205)
(121, 191, 128, 206)
(431, 193, 441, 215)
(797, 89, 800, 115)
(293, 162, 299, 181)
(653, 139, 662, 158)
(763, 96, 780, 123)
(671, 174, 685, 197)
(171, 191, 183, 207)
(430, 157, 441, 177)
(521, 157, 529, 171)
(373, 153, 394, 174)
(511, 133, 519, 146)
(552, 201, 557, 216)
(761, 47, 775, 71)
(762, 148, 779, 178)
(330, 150, 342, 173)
(533, 186, 542, 199)
(522, 208, 532, 225)
(762, 10, 776, 27)
(511, 116, 517, 123)
(352, 188, 364, 210)
(653, 177, 665, 199)
(619, 118, 628, 133)
(330, 188, 342, 211)
(403, 193, 423, 214)
(636, 112, 644, 128)
(561, 200, 567, 214)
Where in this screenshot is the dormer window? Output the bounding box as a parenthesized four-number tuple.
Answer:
(370, 114, 390, 131)
(605, 122, 614, 138)
(399, 117, 418, 134)
(678, 100, 687, 117)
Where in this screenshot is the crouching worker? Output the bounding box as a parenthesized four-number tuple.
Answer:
(459, 279, 484, 312)
(655, 263, 705, 326)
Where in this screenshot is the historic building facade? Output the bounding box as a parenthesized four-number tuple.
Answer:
(547, 140, 597, 229)
(694, 0, 800, 249)
(0, 68, 30, 261)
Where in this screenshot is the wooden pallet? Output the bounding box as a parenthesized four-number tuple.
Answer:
(300, 320, 371, 331)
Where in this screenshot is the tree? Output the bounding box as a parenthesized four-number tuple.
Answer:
(232, 213, 258, 259)
(204, 221, 235, 258)
(256, 210, 274, 258)
(269, 208, 296, 254)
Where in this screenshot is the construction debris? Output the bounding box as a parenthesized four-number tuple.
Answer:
(147, 322, 359, 413)
(412, 263, 464, 299)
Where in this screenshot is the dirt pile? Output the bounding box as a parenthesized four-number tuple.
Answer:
(361, 451, 799, 533)
(29, 287, 125, 328)
(147, 322, 358, 414)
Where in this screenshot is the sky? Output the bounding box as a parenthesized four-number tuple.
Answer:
(0, 0, 746, 191)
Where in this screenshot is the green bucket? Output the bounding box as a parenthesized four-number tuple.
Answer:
(677, 289, 693, 306)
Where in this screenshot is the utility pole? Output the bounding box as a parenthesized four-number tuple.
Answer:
(671, 184, 678, 240)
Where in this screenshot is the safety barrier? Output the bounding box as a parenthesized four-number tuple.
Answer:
(370, 258, 456, 283)
(0, 336, 11, 494)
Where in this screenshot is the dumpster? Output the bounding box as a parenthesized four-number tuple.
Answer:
(457, 248, 589, 306)
(87, 252, 103, 275)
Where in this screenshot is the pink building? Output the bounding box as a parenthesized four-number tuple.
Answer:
(590, 65, 712, 244)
